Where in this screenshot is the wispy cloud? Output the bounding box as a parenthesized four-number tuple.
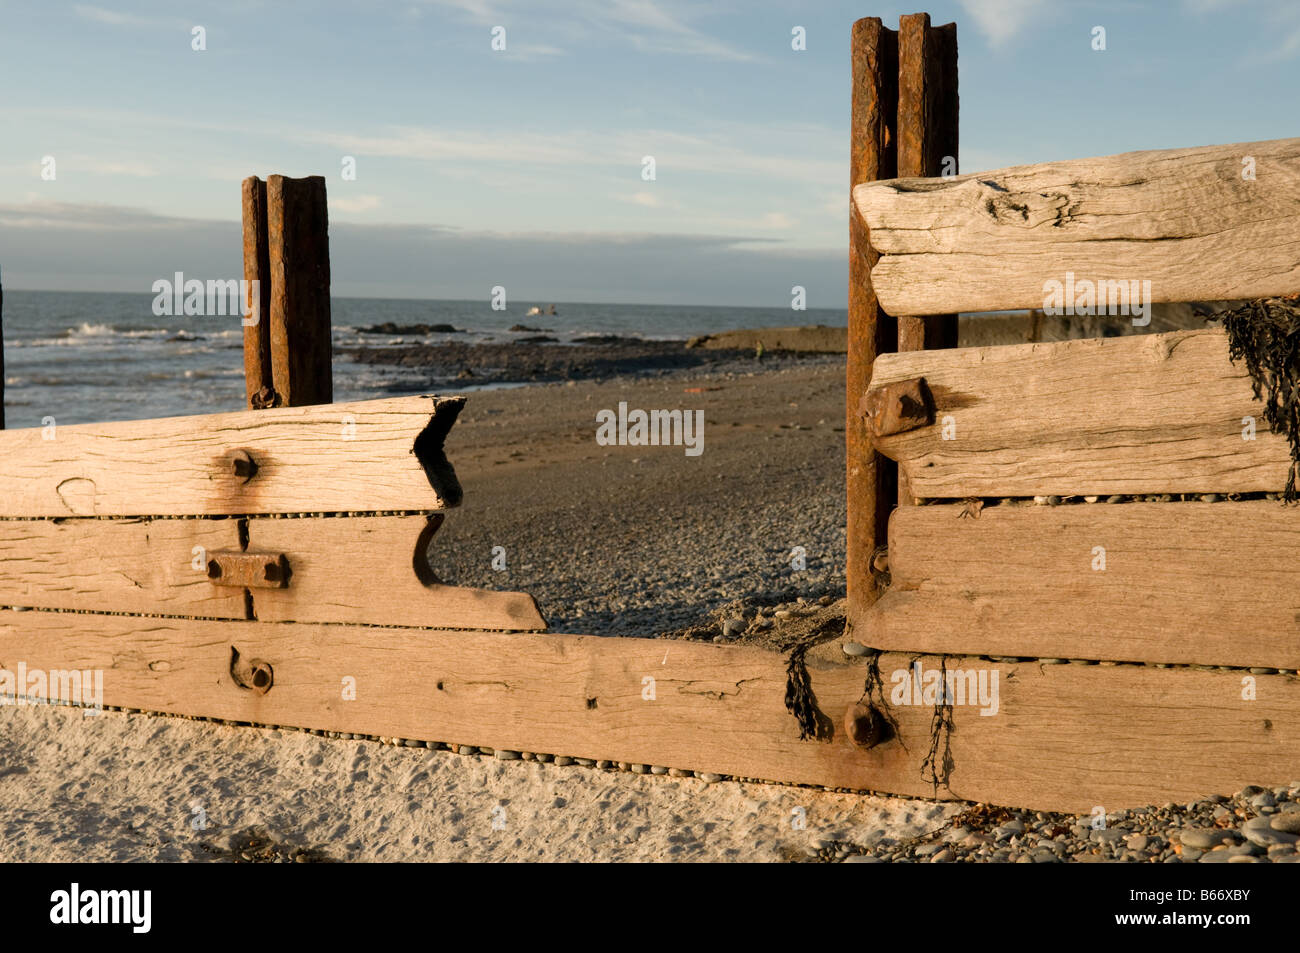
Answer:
(955, 0, 1047, 47)
(331, 194, 383, 213)
(72, 4, 178, 29)
(420, 0, 753, 61)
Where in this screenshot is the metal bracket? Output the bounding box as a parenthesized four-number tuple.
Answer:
(207, 550, 291, 589)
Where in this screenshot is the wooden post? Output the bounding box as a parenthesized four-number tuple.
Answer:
(895, 12, 958, 504)
(241, 177, 275, 409)
(847, 17, 899, 621)
(241, 174, 333, 408)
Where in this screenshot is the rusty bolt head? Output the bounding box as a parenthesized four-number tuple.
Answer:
(844, 702, 882, 749)
(249, 660, 273, 694)
(227, 449, 258, 483)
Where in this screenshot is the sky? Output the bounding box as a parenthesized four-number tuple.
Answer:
(0, 0, 1297, 306)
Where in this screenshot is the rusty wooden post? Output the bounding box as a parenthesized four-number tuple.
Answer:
(241, 177, 275, 409)
(847, 17, 899, 623)
(895, 13, 959, 503)
(242, 175, 333, 408)
(268, 175, 332, 407)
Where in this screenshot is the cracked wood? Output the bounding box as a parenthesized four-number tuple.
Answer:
(0, 395, 463, 517)
(0, 514, 543, 631)
(852, 136, 1300, 314)
(866, 328, 1292, 498)
(6, 609, 1300, 812)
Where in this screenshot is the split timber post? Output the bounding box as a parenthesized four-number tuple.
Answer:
(846, 14, 957, 625)
(241, 174, 333, 408)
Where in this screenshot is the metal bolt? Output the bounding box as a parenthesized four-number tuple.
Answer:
(844, 702, 883, 749)
(228, 449, 258, 483)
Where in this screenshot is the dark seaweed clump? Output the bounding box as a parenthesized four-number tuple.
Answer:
(1215, 297, 1300, 502)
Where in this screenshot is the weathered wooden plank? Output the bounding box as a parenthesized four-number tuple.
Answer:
(241, 176, 275, 409)
(3, 611, 1298, 811)
(267, 174, 332, 407)
(0, 514, 540, 629)
(868, 328, 1291, 498)
(847, 16, 899, 620)
(0, 395, 463, 517)
(853, 137, 1300, 315)
(247, 515, 546, 630)
(866, 501, 1300, 669)
(0, 519, 244, 617)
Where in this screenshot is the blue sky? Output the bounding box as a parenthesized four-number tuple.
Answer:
(0, 0, 1297, 305)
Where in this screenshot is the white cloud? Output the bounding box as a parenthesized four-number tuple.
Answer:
(955, 0, 1046, 47)
(331, 194, 383, 213)
(620, 191, 663, 207)
(420, 0, 753, 61)
(72, 4, 172, 28)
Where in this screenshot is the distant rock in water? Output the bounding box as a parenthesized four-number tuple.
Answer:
(508, 324, 553, 333)
(358, 322, 462, 335)
(514, 335, 559, 343)
(572, 334, 646, 346)
(686, 325, 846, 353)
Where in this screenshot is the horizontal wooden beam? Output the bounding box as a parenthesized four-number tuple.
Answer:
(0, 396, 463, 517)
(867, 501, 1300, 669)
(867, 328, 1291, 498)
(4, 611, 1300, 811)
(853, 137, 1300, 314)
(0, 518, 245, 617)
(0, 515, 543, 631)
(246, 515, 546, 630)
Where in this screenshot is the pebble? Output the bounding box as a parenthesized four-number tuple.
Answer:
(573, 758, 596, 767)
(1091, 828, 1126, 844)
(1250, 791, 1277, 809)
(554, 756, 573, 766)
(494, 749, 521, 761)
(1271, 814, 1300, 834)
(668, 767, 692, 778)
(696, 772, 723, 783)
(841, 642, 870, 658)
(1243, 826, 1298, 848)
(843, 854, 880, 863)
(650, 765, 669, 775)
(930, 849, 955, 863)
(1125, 834, 1149, 851)
(722, 618, 746, 637)
(1178, 829, 1235, 849)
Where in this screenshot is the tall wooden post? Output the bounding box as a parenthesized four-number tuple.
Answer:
(241, 177, 274, 409)
(895, 12, 958, 503)
(847, 13, 958, 621)
(847, 17, 898, 621)
(241, 174, 332, 408)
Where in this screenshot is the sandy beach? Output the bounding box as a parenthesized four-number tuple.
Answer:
(3, 340, 1295, 864)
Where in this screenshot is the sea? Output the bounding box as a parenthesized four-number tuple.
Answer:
(1, 290, 847, 428)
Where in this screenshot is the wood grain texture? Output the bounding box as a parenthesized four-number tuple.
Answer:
(895, 14, 959, 364)
(0, 395, 464, 517)
(847, 16, 899, 619)
(0, 514, 541, 629)
(267, 174, 332, 407)
(0, 519, 243, 617)
(241, 176, 275, 409)
(3, 610, 1298, 811)
(853, 137, 1300, 315)
(868, 328, 1291, 498)
(247, 514, 546, 630)
(866, 501, 1300, 669)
